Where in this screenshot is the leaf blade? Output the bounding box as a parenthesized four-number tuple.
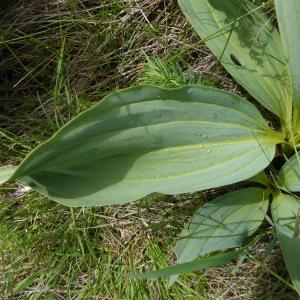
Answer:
(3, 85, 281, 206)
(175, 187, 269, 264)
(178, 0, 291, 124)
(278, 152, 300, 192)
(275, 0, 300, 127)
(272, 194, 300, 296)
(130, 251, 239, 279)
(0, 166, 17, 185)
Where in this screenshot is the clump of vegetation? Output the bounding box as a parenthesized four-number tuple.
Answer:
(1, 0, 299, 299)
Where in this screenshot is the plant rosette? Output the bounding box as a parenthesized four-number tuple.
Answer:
(1, 0, 300, 295)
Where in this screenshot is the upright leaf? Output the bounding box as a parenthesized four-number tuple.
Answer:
(0, 86, 282, 207)
(278, 152, 300, 192)
(175, 188, 269, 264)
(272, 194, 300, 296)
(178, 0, 292, 125)
(275, 1, 300, 128)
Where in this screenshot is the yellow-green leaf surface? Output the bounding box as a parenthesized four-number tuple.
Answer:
(279, 152, 300, 192)
(275, 1, 300, 128)
(175, 188, 269, 264)
(0, 166, 17, 184)
(1, 85, 282, 207)
(272, 194, 300, 296)
(178, 0, 292, 125)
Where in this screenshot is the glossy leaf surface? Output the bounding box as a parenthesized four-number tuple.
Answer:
(1, 86, 281, 206)
(178, 0, 292, 124)
(175, 188, 269, 264)
(272, 194, 300, 296)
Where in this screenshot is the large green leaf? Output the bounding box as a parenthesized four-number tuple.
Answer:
(278, 152, 300, 192)
(272, 194, 300, 296)
(1, 85, 281, 206)
(130, 251, 239, 279)
(178, 0, 292, 125)
(175, 188, 269, 264)
(275, 1, 300, 128)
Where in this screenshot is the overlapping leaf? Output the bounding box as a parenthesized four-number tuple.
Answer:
(279, 152, 300, 192)
(275, 0, 300, 128)
(272, 194, 300, 296)
(178, 0, 292, 125)
(1, 85, 281, 206)
(175, 188, 269, 264)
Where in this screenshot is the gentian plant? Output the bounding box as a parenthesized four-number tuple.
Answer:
(1, 0, 300, 294)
